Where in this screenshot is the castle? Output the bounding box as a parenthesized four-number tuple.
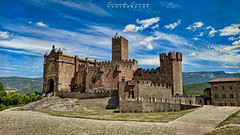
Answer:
(43, 36, 200, 112)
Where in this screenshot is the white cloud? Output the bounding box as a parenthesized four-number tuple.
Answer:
(139, 31, 191, 50)
(197, 32, 204, 36)
(151, 24, 159, 29)
(208, 28, 217, 37)
(189, 52, 196, 56)
(228, 36, 240, 41)
(123, 24, 143, 32)
(139, 36, 160, 50)
(0, 48, 39, 56)
(219, 24, 240, 36)
(136, 17, 160, 28)
(159, 1, 182, 9)
(187, 22, 204, 31)
(191, 38, 199, 40)
(0, 31, 12, 39)
(232, 40, 240, 46)
(36, 22, 48, 27)
(52, 0, 111, 16)
(206, 26, 212, 29)
(137, 55, 159, 65)
(164, 20, 181, 29)
(123, 17, 160, 32)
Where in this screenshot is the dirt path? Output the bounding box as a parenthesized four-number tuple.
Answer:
(169, 105, 240, 135)
(0, 105, 239, 135)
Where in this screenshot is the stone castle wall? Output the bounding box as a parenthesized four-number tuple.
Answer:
(75, 59, 138, 92)
(118, 80, 172, 101)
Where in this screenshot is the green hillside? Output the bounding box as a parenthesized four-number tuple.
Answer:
(183, 82, 210, 96)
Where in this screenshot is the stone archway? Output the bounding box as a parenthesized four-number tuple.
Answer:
(47, 79, 54, 95)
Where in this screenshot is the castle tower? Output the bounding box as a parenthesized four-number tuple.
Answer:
(160, 52, 183, 95)
(112, 36, 129, 61)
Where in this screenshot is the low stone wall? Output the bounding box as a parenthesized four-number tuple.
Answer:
(119, 100, 182, 112)
(119, 99, 201, 112)
(55, 91, 114, 99)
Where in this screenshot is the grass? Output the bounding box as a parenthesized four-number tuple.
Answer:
(205, 127, 240, 135)
(217, 110, 240, 127)
(39, 103, 195, 122)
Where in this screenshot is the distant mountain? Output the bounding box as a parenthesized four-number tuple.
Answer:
(0, 71, 239, 95)
(0, 76, 43, 90)
(183, 71, 240, 85)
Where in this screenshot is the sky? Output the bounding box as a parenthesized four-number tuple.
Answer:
(0, 0, 240, 77)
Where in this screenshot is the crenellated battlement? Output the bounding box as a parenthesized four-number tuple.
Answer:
(99, 59, 138, 68)
(134, 80, 171, 89)
(160, 52, 182, 62)
(134, 68, 161, 76)
(112, 36, 128, 42)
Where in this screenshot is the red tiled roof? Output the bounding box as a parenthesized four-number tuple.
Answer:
(208, 77, 240, 83)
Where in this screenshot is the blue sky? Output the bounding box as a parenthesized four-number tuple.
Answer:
(0, 0, 240, 77)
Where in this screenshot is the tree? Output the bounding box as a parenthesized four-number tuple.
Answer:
(0, 82, 7, 97)
(22, 94, 30, 104)
(29, 93, 37, 102)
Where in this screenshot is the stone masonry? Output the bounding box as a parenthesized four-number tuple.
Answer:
(43, 36, 198, 112)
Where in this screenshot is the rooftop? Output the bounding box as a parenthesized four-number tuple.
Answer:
(208, 77, 240, 83)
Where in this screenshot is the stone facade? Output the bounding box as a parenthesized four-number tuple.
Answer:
(207, 77, 240, 106)
(43, 36, 198, 111)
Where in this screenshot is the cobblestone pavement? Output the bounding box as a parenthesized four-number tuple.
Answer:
(0, 105, 239, 135)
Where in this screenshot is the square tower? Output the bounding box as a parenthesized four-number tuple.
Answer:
(112, 36, 129, 61)
(159, 52, 183, 95)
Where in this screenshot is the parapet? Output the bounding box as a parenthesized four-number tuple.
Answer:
(112, 36, 128, 42)
(135, 80, 171, 89)
(160, 52, 182, 61)
(99, 59, 138, 68)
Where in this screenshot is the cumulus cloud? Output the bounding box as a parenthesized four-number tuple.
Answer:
(36, 22, 48, 27)
(187, 22, 204, 31)
(164, 20, 181, 29)
(197, 32, 204, 36)
(123, 17, 160, 32)
(0, 31, 12, 39)
(219, 24, 240, 36)
(151, 24, 159, 29)
(208, 28, 217, 37)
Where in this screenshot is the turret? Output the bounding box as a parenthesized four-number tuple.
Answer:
(52, 45, 56, 52)
(57, 48, 63, 54)
(159, 52, 183, 96)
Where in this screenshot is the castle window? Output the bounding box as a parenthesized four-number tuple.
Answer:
(222, 94, 226, 99)
(214, 86, 217, 90)
(219, 103, 223, 106)
(215, 94, 218, 99)
(222, 86, 225, 90)
(230, 94, 234, 98)
(121, 76, 125, 82)
(230, 86, 233, 90)
(225, 103, 227, 106)
(231, 103, 235, 106)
